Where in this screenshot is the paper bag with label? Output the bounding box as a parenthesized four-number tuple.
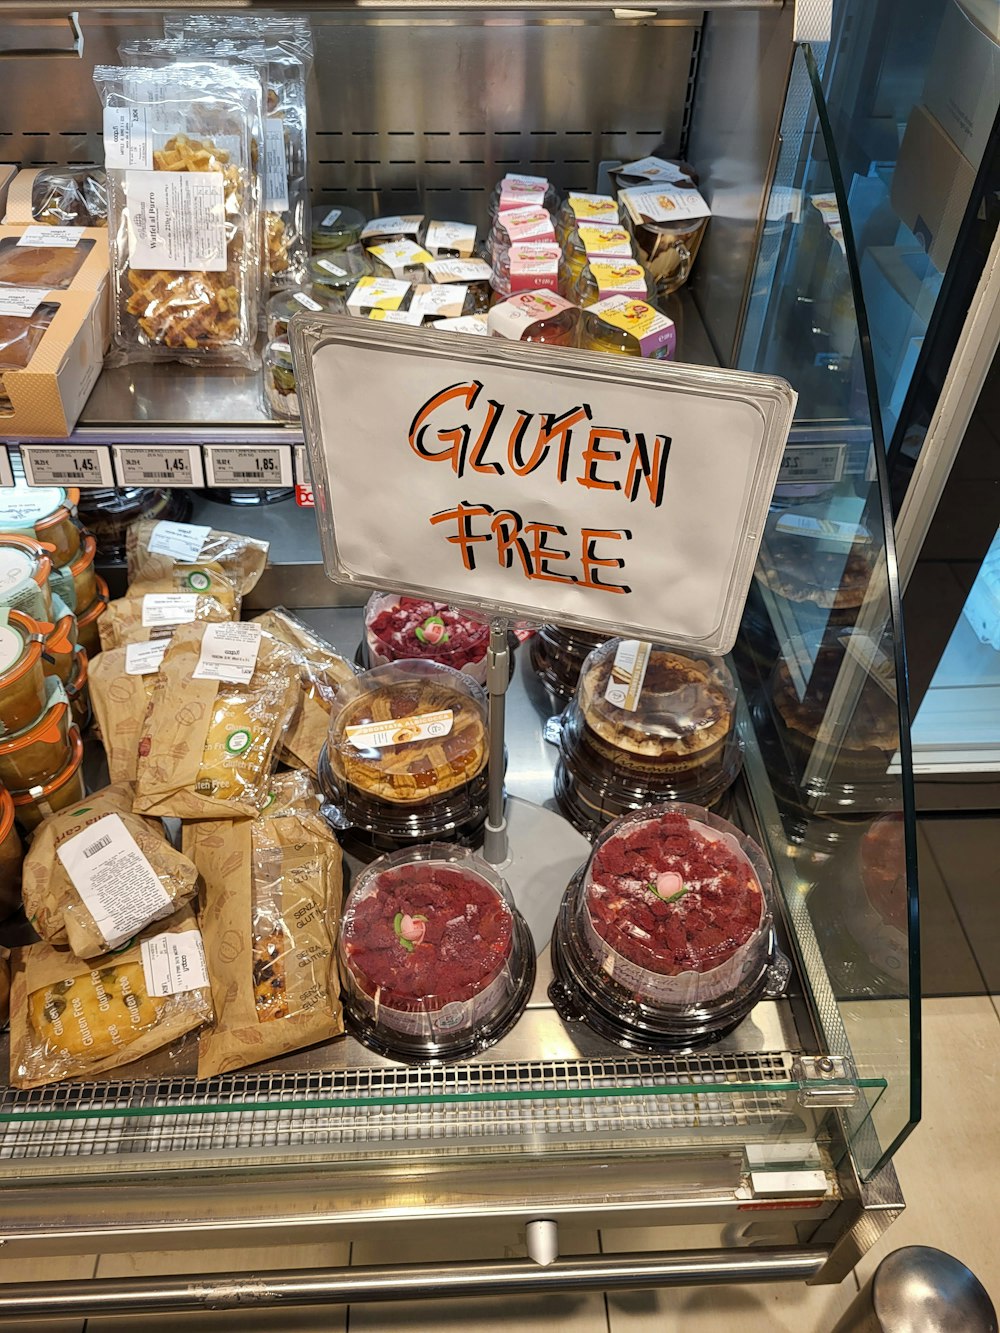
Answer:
(126, 560, 241, 615)
(128, 519, 270, 597)
(9, 907, 213, 1088)
(21, 782, 199, 959)
(185, 770, 344, 1078)
(251, 607, 356, 773)
(99, 590, 232, 651)
(133, 620, 299, 819)
(89, 644, 159, 782)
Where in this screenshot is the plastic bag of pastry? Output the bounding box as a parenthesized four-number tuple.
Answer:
(134, 620, 299, 820)
(93, 62, 264, 368)
(127, 518, 269, 598)
(184, 770, 344, 1077)
(9, 907, 212, 1088)
(99, 589, 232, 652)
(89, 643, 162, 783)
(251, 607, 356, 773)
(21, 781, 199, 959)
(28, 167, 108, 228)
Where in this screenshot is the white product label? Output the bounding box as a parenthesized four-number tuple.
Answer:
(103, 105, 152, 170)
(620, 185, 711, 226)
(587, 259, 647, 296)
(320, 208, 342, 228)
(56, 813, 173, 950)
(579, 224, 634, 256)
(429, 258, 492, 284)
(141, 928, 210, 997)
(604, 639, 652, 711)
(619, 156, 691, 183)
(503, 173, 548, 188)
(148, 521, 211, 562)
(17, 225, 83, 249)
(317, 258, 347, 277)
(425, 220, 477, 255)
(0, 487, 63, 525)
(567, 193, 620, 224)
(264, 119, 289, 213)
(346, 276, 411, 313)
(774, 514, 870, 547)
(192, 620, 262, 684)
(361, 215, 422, 240)
(370, 239, 433, 276)
(410, 284, 469, 319)
(0, 549, 33, 598)
(125, 639, 170, 675)
(345, 708, 454, 750)
(0, 288, 49, 318)
(141, 593, 200, 628)
(433, 315, 488, 336)
(368, 310, 424, 325)
(126, 170, 228, 273)
(293, 290, 323, 312)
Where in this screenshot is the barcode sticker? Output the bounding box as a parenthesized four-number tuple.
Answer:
(125, 639, 170, 675)
(604, 639, 652, 711)
(17, 225, 83, 249)
(142, 593, 200, 628)
(264, 119, 289, 212)
(56, 813, 173, 950)
(141, 928, 210, 997)
(192, 621, 262, 684)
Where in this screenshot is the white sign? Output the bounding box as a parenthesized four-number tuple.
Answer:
(292, 324, 796, 654)
(22, 446, 114, 488)
(113, 444, 204, 488)
(204, 445, 294, 488)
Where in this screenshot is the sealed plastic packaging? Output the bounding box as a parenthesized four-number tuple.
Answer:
(263, 338, 298, 420)
(491, 241, 562, 299)
(266, 286, 343, 339)
(308, 248, 371, 297)
(318, 660, 490, 855)
(0, 608, 47, 737)
(339, 843, 535, 1062)
(0, 678, 73, 793)
(487, 290, 579, 345)
(0, 304, 57, 413)
(529, 624, 609, 705)
(185, 770, 345, 1077)
(25, 167, 108, 227)
(134, 620, 299, 819)
(10, 727, 85, 833)
(93, 62, 264, 367)
(427, 257, 493, 314)
(554, 639, 743, 835)
(572, 258, 651, 307)
(556, 192, 622, 243)
(421, 219, 477, 258)
(580, 296, 676, 360)
(0, 787, 23, 918)
(0, 485, 82, 567)
(100, 590, 231, 653)
(127, 519, 270, 599)
(9, 907, 212, 1088)
(0, 238, 95, 291)
(89, 642, 160, 783)
(21, 780, 199, 958)
(345, 275, 412, 317)
(489, 173, 559, 220)
(363, 593, 491, 684)
(549, 804, 789, 1051)
(360, 215, 424, 251)
(754, 508, 876, 616)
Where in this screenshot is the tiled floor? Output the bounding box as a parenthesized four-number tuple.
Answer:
(1, 816, 997, 1333)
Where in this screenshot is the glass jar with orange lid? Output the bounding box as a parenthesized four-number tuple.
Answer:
(38, 596, 77, 684)
(580, 295, 677, 360)
(0, 484, 81, 569)
(74, 575, 108, 660)
(0, 534, 53, 622)
(0, 786, 23, 918)
(0, 677, 74, 791)
(487, 290, 580, 346)
(66, 648, 90, 731)
(11, 725, 85, 833)
(0, 608, 47, 737)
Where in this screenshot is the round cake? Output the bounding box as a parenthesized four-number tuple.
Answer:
(365, 594, 489, 678)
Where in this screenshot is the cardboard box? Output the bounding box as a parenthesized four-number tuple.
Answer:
(0, 224, 108, 294)
(0, 225, 109, 437)
(890, 103, 977, 270)
(923, 0, 1000, 168)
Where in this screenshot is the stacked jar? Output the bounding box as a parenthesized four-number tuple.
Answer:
(0, 485, 97, 833)
(610, 156, 712, 302)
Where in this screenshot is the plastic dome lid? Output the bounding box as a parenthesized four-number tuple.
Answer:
(364, 593, 490, 671)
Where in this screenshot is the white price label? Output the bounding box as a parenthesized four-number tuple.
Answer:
(141, 928, 210, 997)
(317, 258, 347, 277)
(103, 104, 152, 170)
(320, 208, 342, 228)
(22, 446, 114, 488)
(264, 119, 290, 213)
(345, 708, 453, 750)
(148, 521, 211, 561)
(293, 291, 323, 312)
(0, 449, 13, 489)
(777, 442, 846, 485)
(192, 620, 263, 684)
(205, 446, 293, 488)
(125, 638, 170, 675)
(113, 445, 204, 488)
(141, 593, 199, 627)
(604, 639, 651, 711)
(56, 813, 173, 950)
(0, 288, 49, 318)
(17, 225, 84, 249)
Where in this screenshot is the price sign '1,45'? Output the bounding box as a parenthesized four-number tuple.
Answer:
(22, 446, 114, 488)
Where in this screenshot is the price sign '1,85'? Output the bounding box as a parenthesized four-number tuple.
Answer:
(204, 446, 293, 488)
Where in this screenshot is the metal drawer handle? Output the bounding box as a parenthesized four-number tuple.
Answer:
(0, 11, 82, 58)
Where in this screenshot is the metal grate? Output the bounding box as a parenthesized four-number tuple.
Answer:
(0, 1053, 796, 1162)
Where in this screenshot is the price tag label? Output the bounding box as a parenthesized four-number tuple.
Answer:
(112, 444, 204, 488)
(0, 288, 49, 318)
(0, 448, 13, 489)
(204, 445, 293, 488)
(17, 225, 83, 249)
(777, 442, 846, 485)
(22, 445, 114, 488)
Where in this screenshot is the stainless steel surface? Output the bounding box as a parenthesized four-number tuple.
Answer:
(484, 618, 511, 862)
(831, 1247, 999, 1333)
(0, 1248, 829, 1322)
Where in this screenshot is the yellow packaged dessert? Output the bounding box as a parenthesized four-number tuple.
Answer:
(134, 620, 299, 819)
(99, 590, 233, 652)
(21, 781, 199, 958)
(127, 519, 269, 598)
(9, 908, 213, 1088)
(185, 770, 345, 1078)
(89, 644, 160, 783)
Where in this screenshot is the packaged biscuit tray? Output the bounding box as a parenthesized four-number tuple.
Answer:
(93, 62, 264, 368)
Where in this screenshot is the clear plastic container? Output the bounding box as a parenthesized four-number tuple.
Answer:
(529, 623, 609, 705)
(580, 296, 676, 360)
(572, 258, 651, 308)
(10, 725, 84, 833)
(618, 182, 710, 298)
(74, 576, 109, 660)
(488, 175, 559, 221)
(263, 338, 299, 421)
(0, 534, 53, 621)
(426, 258, 493, 314)
(420, 219, 478, 258)
(75, 488, 187, 562)
(344, 275, 413, 317)
(556, 193, 622, 243)
(360, 215, 425, 251)
(311, 204, 366, 252)
(0, 785, 24, 919)
(754, 507, 876, 614)
(338, 843, 534, 1062)
(489, 206, 557, 262)
(0, 484, 81, 567)
(554, 640, 743, 834)
(549, 803, 789, 1051)
(487, 290, 580, 345)
(491, 241, 561, 299)
(266, 286, 344, 339)
(367, 239, 433, 284)
(0, 608, 47, 737)
(0, 677, 73, 792)
(308, 248, 371, 296)
(318, 659, 490, 854)
(28, 166, 108, 228)
(363, 593, 491, 684)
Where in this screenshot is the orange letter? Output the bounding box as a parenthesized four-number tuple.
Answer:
(409, 380, 482, 476)
(580, 528, 631, 594)
(578, 427, 627, 494)
(523, 522, 578, 585)
(429, 501, 494, 571)
(490, 510, 533, 576)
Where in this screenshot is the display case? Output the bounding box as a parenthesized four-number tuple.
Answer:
(0, 5, 919, 1320)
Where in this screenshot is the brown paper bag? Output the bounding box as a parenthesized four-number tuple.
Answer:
(99, 592, 232, 651)
(21, 782, 200, 959)
(128, 520, 269, 596)
(133, 621, 299, 820)
(127, 562, 240, 615)
(9, 907, 212, 1088)
(89, 646, 157, 782)
(185, 771, 344, 1078)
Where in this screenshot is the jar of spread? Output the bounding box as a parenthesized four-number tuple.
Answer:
(0, 484, 81, 568)
(308, 248, 371, 297)
(311, 204, 366, 252)
(618, 182, 711, 298)
(580, 296, 677, 360)
(10, 725, 84, 833)
(0, 677, 74, 791)
(266, 287, 343, 340)
(487, 290, 580, 346)
(67, 532, 98, 613)
(66, 648, 90, 731)
(556, 193, 621, 245)
(263, 339, 298, 421)
(39, 596, 77, 684)
(0, 608, 47, 737)
(0, 785, 23, 918)
(0, 535, 53, 621)
(74, 575, 108, 660)
(573, 258, 651, 308)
